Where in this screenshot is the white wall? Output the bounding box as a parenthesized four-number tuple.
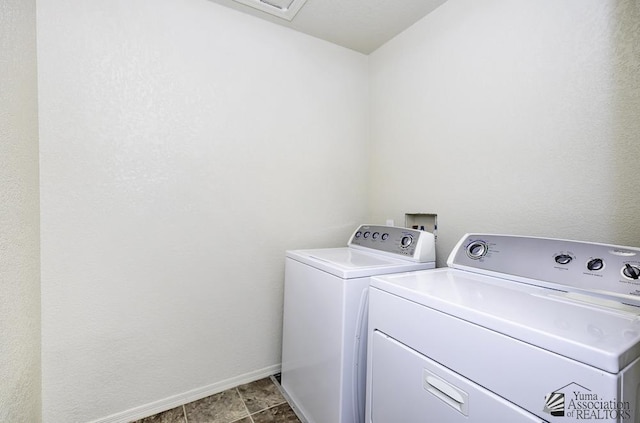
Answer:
(0, 0, 41, 422)
(369, 0, 640, 266)
(37, 0, 368, 421)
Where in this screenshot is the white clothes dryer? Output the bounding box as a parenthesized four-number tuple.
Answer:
(366, 233, 640, 423)
(281, 224, 436, 423)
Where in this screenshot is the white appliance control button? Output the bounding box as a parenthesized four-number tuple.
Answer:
(373, 232, 380, 239)
(381, 233, 389, 241)
(363, 231, 371, 238)
(555, 254, 573, 265)
(586, 258, 604, 271)
(466, 241, 488, 259)
(400, 235, 413, 248)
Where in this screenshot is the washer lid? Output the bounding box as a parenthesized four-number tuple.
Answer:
(287, 247, 435, 279)
(371, 268, 640, 373)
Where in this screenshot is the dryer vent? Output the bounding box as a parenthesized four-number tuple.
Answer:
(231, 0, 308, 20)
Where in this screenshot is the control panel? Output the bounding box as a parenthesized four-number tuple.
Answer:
(448, 233, 640, 305)
(348, 225, 435, 263)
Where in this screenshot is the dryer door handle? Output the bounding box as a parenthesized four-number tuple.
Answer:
(424, 370, 469, 416)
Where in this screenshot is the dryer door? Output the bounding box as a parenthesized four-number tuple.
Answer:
(370, 331, 547, 423)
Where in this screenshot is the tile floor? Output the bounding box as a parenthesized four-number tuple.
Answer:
(132, 375, 301, 423)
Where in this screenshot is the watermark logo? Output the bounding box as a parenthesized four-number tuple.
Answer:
(542, 382, 632, 420)
(544, 391, 565, 416)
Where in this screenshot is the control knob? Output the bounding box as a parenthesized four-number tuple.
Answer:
(466, 241, 488, 259)
(554, 254, 573, 265)
(623, 264, 640, 280)
(586, 258, 604, 271)
(400, 235, 413, 248)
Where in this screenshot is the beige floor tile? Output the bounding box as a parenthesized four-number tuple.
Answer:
(237, 377, 286, 414)
(251, 403, 301, 423)
(184, 389, 249, 423)
(131, 406, 186, 423)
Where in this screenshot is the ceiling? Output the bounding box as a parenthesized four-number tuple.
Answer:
(207, 0, 449, 54)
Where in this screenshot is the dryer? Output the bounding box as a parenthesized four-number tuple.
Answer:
(281, 224, 436, 423)
(366, 233, 640, 423)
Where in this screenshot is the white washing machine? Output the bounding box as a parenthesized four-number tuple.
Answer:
(281, 224, 436, 423)
(366, 233, 640, 423)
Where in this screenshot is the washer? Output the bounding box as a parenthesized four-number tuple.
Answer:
(281, 224, 436, 423)
(366, 233, 640, 423)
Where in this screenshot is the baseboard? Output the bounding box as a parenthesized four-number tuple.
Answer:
(88, 364, 282, 423)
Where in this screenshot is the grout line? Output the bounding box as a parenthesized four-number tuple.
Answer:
(237, 387, 255, 423)
(182, 404, 188, 423)
(257, 401, 287, 414)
